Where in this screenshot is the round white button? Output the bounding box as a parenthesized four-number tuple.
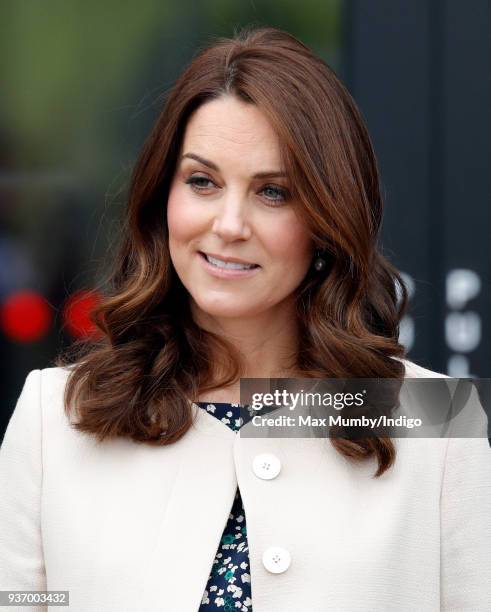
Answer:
(252, 453, 281, 480)
(262, 546, 291, 574)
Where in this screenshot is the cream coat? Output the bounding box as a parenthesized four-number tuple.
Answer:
(0, 360, 490, 611)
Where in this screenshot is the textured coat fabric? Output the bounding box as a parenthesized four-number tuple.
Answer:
(0, 359, 490, 612)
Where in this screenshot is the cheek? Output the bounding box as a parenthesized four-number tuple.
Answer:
(266, 216, 313, 267)
(167, 182, 200, 243)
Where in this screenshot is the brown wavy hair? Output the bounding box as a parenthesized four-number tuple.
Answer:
(55, 25, 409, 477)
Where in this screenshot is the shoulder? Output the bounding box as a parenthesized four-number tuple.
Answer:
(38, 365, 73, 396)
(2, 367, 74, 462)
(394, 357, 450, 379)
(10, 366, 77, 435)
(16, 366, 74, 413)
(37, 366, 83, 434)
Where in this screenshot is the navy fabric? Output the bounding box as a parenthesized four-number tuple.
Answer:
(196, 402, 252, 611)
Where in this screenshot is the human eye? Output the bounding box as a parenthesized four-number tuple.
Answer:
(260, 184, 290, 205)
(184, 174, 216, 192)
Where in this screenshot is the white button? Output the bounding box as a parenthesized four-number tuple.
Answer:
(262, 546, 291, 574)
(252, 453, 281, 480)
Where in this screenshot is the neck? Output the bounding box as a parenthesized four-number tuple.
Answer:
(190, 296, 301, 381)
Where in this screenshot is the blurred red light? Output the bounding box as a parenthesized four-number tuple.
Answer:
(1, 290, 53, 342)
(63, 290, 102, 339)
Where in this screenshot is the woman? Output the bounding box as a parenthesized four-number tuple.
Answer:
(1, 26, 489, 612)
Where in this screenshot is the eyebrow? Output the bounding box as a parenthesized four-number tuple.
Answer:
(181, 152, 287, 179)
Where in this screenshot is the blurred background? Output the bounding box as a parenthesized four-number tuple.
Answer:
(1, 0, 489, 436)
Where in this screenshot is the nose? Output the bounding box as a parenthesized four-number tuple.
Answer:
(211, 192, 252, 241)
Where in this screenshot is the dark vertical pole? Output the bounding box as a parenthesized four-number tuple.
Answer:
(427, 0, 447, 369)
(339, 0, 434, 366)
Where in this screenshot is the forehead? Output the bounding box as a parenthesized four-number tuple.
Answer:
(180, 96, 282, 166)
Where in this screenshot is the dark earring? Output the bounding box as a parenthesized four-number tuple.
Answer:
(313, 249, 327, 272)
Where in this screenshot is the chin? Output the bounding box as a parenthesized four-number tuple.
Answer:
(199, 304, 250, 319)
(192, 296, 257, 319)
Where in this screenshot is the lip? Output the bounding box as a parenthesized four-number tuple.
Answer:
(198, 251, 261, 279)
(200, 251, 258, 266)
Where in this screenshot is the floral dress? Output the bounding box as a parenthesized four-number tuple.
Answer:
(195, 402, 253, 612)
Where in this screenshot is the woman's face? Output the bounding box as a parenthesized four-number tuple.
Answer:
(167, 95, 314, 323)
